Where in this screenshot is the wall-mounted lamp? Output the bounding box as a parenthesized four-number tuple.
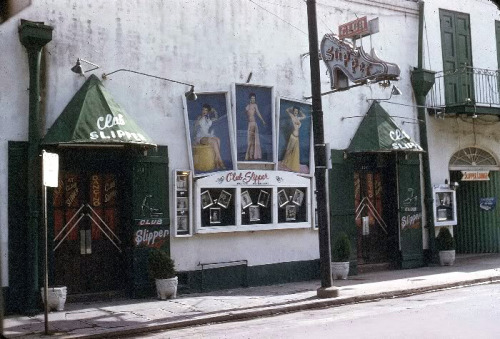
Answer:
(101, 69, 197, 101)
(367, 85, 402, 102)
(70, 60, 197, 101)
(70, 58, 100, 75)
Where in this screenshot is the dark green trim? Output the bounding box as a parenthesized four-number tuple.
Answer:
(7, 141, 30, 314)
(438, 104, 500, 116)
(176, 260, 320, 294)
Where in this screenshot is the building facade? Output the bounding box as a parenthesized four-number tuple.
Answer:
(421, 0, 500, 253)
(8, 0, 496, 314)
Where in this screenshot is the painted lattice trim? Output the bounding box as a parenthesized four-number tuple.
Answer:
(449, 147, 497, 168)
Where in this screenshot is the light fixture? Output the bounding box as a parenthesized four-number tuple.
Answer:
(101, 69, 197, 101)
(367, 85, 402, 101)
(70, 58, 100, 75)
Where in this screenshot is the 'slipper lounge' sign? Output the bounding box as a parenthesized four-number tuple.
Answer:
(462, 171, 490, 181)
(320, 34, 400, 89)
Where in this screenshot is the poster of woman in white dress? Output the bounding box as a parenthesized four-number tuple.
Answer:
(184, 92, 235, 176)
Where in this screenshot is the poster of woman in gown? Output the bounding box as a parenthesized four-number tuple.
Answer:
(277, 98, 312, 174)
(233, 84, 274, 163)
(184, 92, 235, 176)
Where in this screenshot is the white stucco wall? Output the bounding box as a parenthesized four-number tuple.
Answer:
(0, 0, 422, 282)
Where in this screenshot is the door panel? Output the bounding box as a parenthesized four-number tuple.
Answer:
(353, 154, 398, 265)
(440, 9, 473, 105)
(53, 170, 123, 294)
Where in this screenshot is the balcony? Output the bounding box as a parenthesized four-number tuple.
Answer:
(426, 66, 500, 116)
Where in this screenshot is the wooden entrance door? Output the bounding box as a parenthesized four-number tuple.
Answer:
(52, 170, 123, 294)
(354, 156, 398, 264)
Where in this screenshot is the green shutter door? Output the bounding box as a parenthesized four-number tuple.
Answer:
(329, 150, 357, 273)
(7, 141, 30, 313)
(130, 146, 170, 297)
(450, 171, 500, 253)
(440, 9, 473, 105)
(397, 154, 424, 268)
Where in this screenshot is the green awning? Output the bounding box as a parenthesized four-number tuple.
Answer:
(42, 74, 156, 147)
(347, 101, 423, 153)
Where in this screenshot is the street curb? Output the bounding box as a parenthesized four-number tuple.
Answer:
(64, 275, 500, 338)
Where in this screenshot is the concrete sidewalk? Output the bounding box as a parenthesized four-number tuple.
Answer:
(4, 253, 500, 338)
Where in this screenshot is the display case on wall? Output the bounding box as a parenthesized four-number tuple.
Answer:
(432, 185, 457, 227)
(194, 170, 312, 233)
(174, 170, 192, 236)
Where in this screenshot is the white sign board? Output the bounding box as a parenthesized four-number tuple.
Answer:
(42, 151, 59, 188)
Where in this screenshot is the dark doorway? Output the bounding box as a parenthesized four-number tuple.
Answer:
(353, 154, 398, 265)
(51, 150, 126, 295)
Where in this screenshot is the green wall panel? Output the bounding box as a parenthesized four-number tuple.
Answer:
(398, 154, 424, 268)
(7, 141, 30, 313)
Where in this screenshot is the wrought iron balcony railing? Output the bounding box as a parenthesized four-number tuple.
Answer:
(426, 66, 500, 115)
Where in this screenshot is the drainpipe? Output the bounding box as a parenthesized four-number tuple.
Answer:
(19, 19, 53, 314)
(410, 2, 436, 263)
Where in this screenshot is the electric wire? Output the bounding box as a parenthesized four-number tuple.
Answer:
(248, 0, 307, 35)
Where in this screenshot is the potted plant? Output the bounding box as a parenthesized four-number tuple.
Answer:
(331, 232, 351, 280)
(436, 227, 456, 266)
(148, 249, 178, 300)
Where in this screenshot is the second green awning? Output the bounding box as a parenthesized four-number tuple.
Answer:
(347, 101, 423, 153)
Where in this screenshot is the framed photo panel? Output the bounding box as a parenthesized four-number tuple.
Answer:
(184, 92, 235, 176)
(278, 189, 289, 207)
(177, 197, 188, 211)
(177, 216, 188, 231)
(292, 189, 304, 206)
(257, 190, 270, 208)
(249, 205, 260, 222)
(241, 190, 253, 209)
(233, 84, 275, 163)
(285, 205, 297, 221)
(218, 190, 232, 208)
(277, 98, 312, 174)
(201, 190, 213, 209)
(210, 207, 222, 224)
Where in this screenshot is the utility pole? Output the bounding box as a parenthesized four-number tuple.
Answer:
(306, 0, 339, 298)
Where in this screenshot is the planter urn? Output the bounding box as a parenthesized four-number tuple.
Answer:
(331, 262, 350, 280)
(40, 286, 67, 311)
(155, 277, 178, 300)
(439, 250, 456, 266)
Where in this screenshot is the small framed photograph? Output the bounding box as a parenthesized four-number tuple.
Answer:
(241, 190, 253, 209)
(249, 205, 260, 222)
(292, 189, 304, 206)
(177, 215, 188, 231)
(176, 174, 188, 190)
(286, 204, 296, 221)
(257, 190, 270, 208)
(278, 189, 289, 207)
(201, 190, 213, 209)
(177, 197, 188, 211)
(218, 190, 232, 209)
(210, 207, 222, 224)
